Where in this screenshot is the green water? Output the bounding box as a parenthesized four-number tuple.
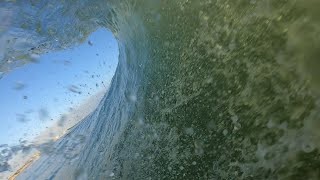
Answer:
(106, 0, 320, 179)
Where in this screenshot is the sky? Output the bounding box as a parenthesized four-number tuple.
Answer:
(0, 28, 119, 146)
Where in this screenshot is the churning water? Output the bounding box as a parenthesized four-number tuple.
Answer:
(1, 0, 320, 179)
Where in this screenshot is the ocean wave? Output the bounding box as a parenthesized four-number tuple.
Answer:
(0, 0, 320, 179)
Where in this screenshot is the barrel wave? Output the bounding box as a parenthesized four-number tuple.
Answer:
(1, 0, 320, 179)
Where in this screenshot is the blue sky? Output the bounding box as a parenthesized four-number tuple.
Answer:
(0, 28, 118, 145)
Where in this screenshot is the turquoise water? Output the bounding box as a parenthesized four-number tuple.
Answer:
(1, 0, 320, 179)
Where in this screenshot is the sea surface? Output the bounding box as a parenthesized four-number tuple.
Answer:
(0, 0, 320, 179)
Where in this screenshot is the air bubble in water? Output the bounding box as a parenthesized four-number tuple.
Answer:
(231, 115, 238, 123)
(129, 94, 137, 102)
(302, 142, 315, 153)
(233, 122, 241, 131)
(267, 120, 275, 128)
(223, 129, 228, 136)
(194, 140, 204, 156)
(207, 120, 215, 130)
(138, 117, 144, 125)
(154, 95, 160, 101)
(184, 127, 194, 135)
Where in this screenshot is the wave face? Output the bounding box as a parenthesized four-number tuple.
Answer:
(0, 0, 319, 179)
